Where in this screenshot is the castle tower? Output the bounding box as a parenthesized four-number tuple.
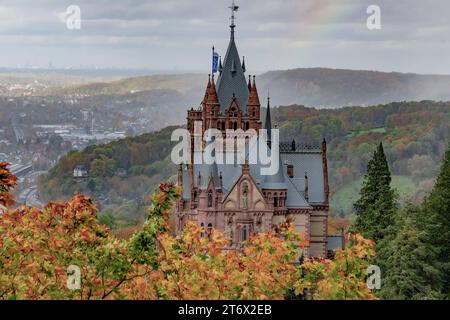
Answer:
(175, 1, 330, 258)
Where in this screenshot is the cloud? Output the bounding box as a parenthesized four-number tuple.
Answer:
(0, 0, 448, 74)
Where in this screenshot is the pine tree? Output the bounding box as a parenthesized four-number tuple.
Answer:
(353, 143, 397, 242)
(376, 205, 440, 300)
(417, 143, 450, 297)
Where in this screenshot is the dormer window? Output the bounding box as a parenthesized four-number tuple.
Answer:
(287, 165, 294, 178)
(230, 107, 238, 117)
(208, 190, 213, 207)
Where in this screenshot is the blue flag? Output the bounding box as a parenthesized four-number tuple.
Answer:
(212, 51, 219, 74)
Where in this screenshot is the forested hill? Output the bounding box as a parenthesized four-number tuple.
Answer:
(273, 101, 450, 216)
(257, 68, 450, 107)
(38, 101, 450, 223)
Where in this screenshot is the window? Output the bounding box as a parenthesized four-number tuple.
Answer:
(230, 107, 238, 117)
(233, 122, 238, 130)
(200, 223, 205, 238)
(242, 184, 249, 209)
(207, 191, 213, 207)
(287, 165, 294, 178)
(252, 110, 256, 117)
(274, 197, 279, 208)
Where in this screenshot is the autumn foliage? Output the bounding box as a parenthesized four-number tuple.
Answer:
(0, 165, 375, 300)
(0, 162, 17, 208)
(295, 234, 376, 300)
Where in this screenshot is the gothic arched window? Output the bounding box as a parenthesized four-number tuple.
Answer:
(200, 223, 205, 238)
(207, 190, 213, 207)
(242, 184, 249, 209)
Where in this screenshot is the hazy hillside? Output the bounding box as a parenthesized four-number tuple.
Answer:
(257, 68, 450, 107)
(47, 68, 450, 108)
(51, 74, 205, 97)
(38, 101, 450, 225)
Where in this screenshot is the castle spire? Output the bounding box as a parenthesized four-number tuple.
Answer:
(229, 0, 239, 40)
(265, 91, 272, 146)
(202, 74, 211, 105)
(207, 74, 219, 105)
(247, 75, 260, 107)
(216, 0, 248, 112)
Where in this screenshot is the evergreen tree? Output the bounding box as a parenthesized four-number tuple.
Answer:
(353, 142, 397, 242)
(376, 205, 440, 300)
(417, 143, 450, 296)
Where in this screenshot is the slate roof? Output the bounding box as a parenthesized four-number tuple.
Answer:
(216, 29, 249, 112)
(280, 152, 325, 204)
(182, 138, 325, 209)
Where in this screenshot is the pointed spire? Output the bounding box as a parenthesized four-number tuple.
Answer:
(247, 75, 261, 107)
(207, 74, 220, 105)
(202, 74, 211, 105)
(229, 0, 239, 40)
(248, 75, 252, 91)
(265, 91, 272, 146)
(216, 1, 248, 112)
(242, 56, 246, 73)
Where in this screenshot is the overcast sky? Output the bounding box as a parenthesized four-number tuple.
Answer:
(0, 0, 449, 74)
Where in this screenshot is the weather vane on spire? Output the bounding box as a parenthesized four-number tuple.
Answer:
(229, 0, 239, 29)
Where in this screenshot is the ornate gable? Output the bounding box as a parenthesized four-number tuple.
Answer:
(223, 169, 268, 211)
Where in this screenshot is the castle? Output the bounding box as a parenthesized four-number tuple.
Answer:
(174, 4, 329, 258)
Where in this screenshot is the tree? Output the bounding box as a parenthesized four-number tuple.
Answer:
(353, 143, 397, 242)
(295, 233, 377, 300)
(417, 142, 450, 297)
(0, 162, 17, 207)
(0, 172, 375, 300)
(376, 205, 440, 300)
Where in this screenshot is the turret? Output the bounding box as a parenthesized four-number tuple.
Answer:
(264, 93, 272, 148)
(205, 75, 220, 129)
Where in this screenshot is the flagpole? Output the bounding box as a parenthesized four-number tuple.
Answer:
(212, 46, 215, 76)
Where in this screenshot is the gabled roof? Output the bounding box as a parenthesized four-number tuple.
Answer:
(216, 28, 248, 112)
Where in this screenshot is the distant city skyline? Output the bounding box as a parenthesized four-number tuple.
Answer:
(1, 0, 450, 75)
